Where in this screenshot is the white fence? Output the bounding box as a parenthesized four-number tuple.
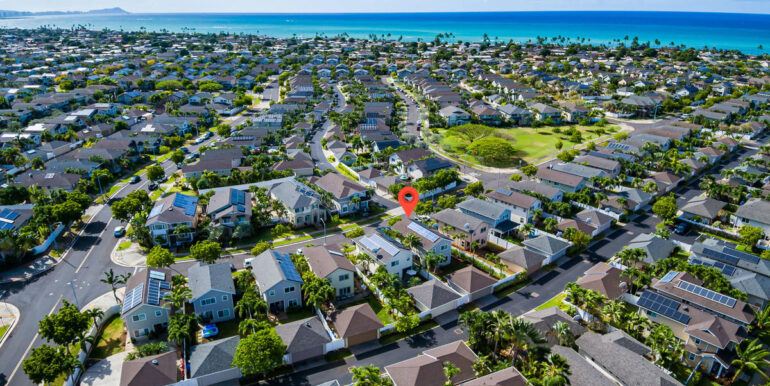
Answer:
(489, 234, 517, 250)
(66, 302, 122, 386)
(570, 201, 620, 220)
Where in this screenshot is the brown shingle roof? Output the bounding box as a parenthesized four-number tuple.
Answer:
(331, 303, 384, 338)
(446, 266, 497, 293)
(120, 351, 177, 386)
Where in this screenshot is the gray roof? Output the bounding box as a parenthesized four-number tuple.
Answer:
(550, 162, 604, 179)
(550, 345, 616, 386)
(457, 198, 508, 222)
(498, 245, 547, 271)
(252, 249, 303, 292)
(522, 307, 586, 347)
(509, 180, 562, 200)
(573, 154, 621, 172)
(187, 262, 236, 300)
(576, 331, 679, 386)
(522, 234, 571, 256)
(274, 316, 331, 354)
(735, 198, 770, 225)
(681, 196, 726, 219)
(431, 208, 486, 232)
(628, 233, 676, 265)
(268, 180, 319, 210)
(188, 336, 240, 378)
(575, 209, 614, 227)
(407, 279, 461, 309)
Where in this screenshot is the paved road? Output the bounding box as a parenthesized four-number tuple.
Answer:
(265, 133, 769, 386)
(0, 131, 222, 386)
(261, 80, 280, 103)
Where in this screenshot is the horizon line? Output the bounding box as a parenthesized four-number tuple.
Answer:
(11, 9, 770, 16)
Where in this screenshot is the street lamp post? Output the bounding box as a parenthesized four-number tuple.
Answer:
(69, 281, 80, 309)
(319, 218, 327, 246)
(96, 174, 106, 203)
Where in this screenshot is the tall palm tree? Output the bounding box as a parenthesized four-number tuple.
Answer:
(235, 288, 267, 320)
(101, 269, 126, 304)
(549, 321, 574, 347)
(164, 286, 192, 316)
(85, 308, 105, 328)
(731, 339, 770, 383)
(541, 353, 571, 386)
(508, 316, 546, 367)
(402, 234, 421, 251)
(487, 310, 510, 358)
(303, 276, 335, 312)
(602, 299, 626, 326)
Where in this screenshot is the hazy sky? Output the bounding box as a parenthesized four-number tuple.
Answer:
(2, 0, 769, 14)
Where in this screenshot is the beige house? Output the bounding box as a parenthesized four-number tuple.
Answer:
(303, 245, 356, 299)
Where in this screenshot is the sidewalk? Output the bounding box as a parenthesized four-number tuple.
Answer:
(0, 255, 58, 284)
(111, 240, 146, 268)
(75, 288, 126, 386)
(0, 301, 19, 350)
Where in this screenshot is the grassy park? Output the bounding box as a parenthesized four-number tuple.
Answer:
(436, 124, 619, 165)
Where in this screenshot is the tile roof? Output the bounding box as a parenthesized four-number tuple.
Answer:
(303, 245, 355, 279)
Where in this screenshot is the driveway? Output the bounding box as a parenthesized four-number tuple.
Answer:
(80, 351, 128, 386)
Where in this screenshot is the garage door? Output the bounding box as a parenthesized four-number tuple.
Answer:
(347, 330, 379, 347)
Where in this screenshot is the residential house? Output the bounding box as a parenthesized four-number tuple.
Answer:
(187, 262, 236, 323)
(311, 173, 369, 216)
(734, 198, 770, 238)
(457, 197, 517, 237)
(498, 245, 547, 273)
(573, 154, 622, 178)
(390, 218, 452, 265)
(251, 249, 303, 312)
(445, 266, 498, 301)
(206, 188, 251, 233)
(521, 307, 586, 347)
(576, 262, 628, 299)
(121, 268, 173, 340)
(431, 209, 489, 250)
(509, 180, 564, 202)
(303, 245, 356, 299)
(438, 105, 471, 127)
(405, 157, 454, 180)
(549, 345, 616, 386)
(680, 196, 727, 225)
(267, 180, 326, 228)
(536, 167, 586, 193)
(355, 231, 413, 278)
(275, 316, 332, 364)
(626, 233, 677, 266)
(385, 340, 478, 386)
(120, 351, 177, 386)
(406, 280, 461, 317)
(389, 148, 432, 174)
(187, 336, 241, 382)
(485, 187, 541, 225)
(330, 303, 384, 347)
(146, 193, 198, 246)
(522, 234, 571, 265)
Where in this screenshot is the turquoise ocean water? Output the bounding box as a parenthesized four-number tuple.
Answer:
(1, 11, 768, 54)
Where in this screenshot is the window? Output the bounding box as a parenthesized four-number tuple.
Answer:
(201, 297, 216, 306)
(339, 274, 349, 281)
(391, 261, 399, 267)
(693, 338, 701, 345)
(155, 310, 163, 317)
(268, 290, 275, 296)
(340, 287, 351, 295)
(285, 286, 295, 293)
(132, 314, 146, 322)
(217, 309, 230, 318)
(288, 299, 299, 307)
(646, 310, 657, 318)
(688, 353, 696, 361)
(222, 295, 228, 301)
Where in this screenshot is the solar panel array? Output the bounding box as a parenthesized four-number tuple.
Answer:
(637, 291, 691, 324)
(173, 194, 199, 216)
(660, 271, 679, 283)
(147, 279, 161, 305)
(702, 246, 759, 265)
(691, 258, 736, 276)
(122, 283, 145, 314)
(275, 252, 303, 283)
(495, 188, 513, 197)
(408, 222, 439, 243)
(370, 234, 400, 256)
(607, 142, 631, 151)
(0, 209, 20, 221)
(676, 280, 737, 307)
(148, 204, 164, 219)
(230, 189, 246, 205)
(149, 270, 166, 280)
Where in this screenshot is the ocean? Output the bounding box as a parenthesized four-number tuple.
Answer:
(1, 11, 769, 54)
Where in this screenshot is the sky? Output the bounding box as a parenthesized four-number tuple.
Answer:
(1, 0, 769, 14)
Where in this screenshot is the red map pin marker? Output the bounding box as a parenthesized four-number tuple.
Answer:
(398, 186, 419, 218)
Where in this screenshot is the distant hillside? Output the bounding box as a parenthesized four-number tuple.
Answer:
(0, 7, 129, 18)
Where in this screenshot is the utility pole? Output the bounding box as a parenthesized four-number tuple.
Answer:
(96, 174, 106, 203)
(319, 218, 327, 246)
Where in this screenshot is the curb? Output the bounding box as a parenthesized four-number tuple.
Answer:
(0, 302, 20, 351)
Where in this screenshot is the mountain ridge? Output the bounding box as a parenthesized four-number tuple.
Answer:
(0, 7, 129, 18)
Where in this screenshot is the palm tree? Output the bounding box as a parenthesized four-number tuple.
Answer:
(303, 276, 335, 312)
(602, 299, 626, 326)
(487, 310, 510, 358)
(164, 286, 192, 315)
(101, 269, 127, 304)
(750, 306, 770, 338)
(443, 362, 461, 386)
(731, 339, 770, 383)
(508, 316, 547, 367)
(549, 321, 574, 347)
(238, 318, 267, 336)
(541, 353, 571, 386)
(235, 288, 267, 320)
(85, 308, 105, 328)
(402, 234, 421, 251)
(473, 355, 493, 377)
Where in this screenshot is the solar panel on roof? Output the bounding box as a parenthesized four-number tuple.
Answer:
(702, 248, 740, 265)
(149, 270, 166, 280)
(723, 266, 736, 276)
(723, 247, 760, 265)
(495, 188, 513, 196)
(173, 194, 199, 216)
(122, 283, 144, 314)
(275, 252, 303, 283)
(660, 271, 678, 283)
(676, 280, 737, 308)
(638, 291, 691, 324)
(148, 204, 164, 219)
(0, 222, 13, 230)
(0, 209, 18, 220)
(147, 279, 161, 305)
(230, 189, 245, 205)
(408, 222, 439, 243)
(371, 234, 400, 256)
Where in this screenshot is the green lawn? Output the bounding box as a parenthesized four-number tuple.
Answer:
(279, 308, 316, 324)
(535, 292, 568, 311)
(199, 319, 239, 344)
(438, 125, 617, 164)
(117, 241, 132, 251)
(0, 324, 9, 339)
(90, 315, 126, 359)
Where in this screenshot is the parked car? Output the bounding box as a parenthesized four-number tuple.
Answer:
(148, 182, 158, 191)
(244, 258, 255, 270)
(179, 147, 189, 154)
(177, 163, 183, 169)
(675, 222, 690, 235)
(129, 176, 140, 184)
(114, 226, 126, 237)
(229, 263, 236, 272)
(202, 324, 219, 338)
